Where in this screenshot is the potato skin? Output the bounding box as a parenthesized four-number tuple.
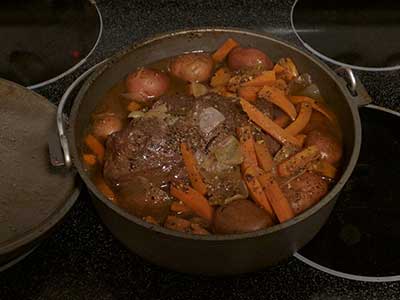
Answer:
(170, 53, 214, 83)
(92, 114, 123, 141)
(213, 199, 274, 234)
(282, 171, 328, 215)
(125, 68, 170, 101)
(228, 47, 273, 70)
(305, 129, 342, 165)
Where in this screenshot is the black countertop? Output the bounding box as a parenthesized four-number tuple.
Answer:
(1, 0, 400, 299)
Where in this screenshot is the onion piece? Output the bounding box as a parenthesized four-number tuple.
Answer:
(189, 82, 209, 97)
(198, 107, 225, 135)
(128, 111, 145, 119)
(214, 135, 243, 166)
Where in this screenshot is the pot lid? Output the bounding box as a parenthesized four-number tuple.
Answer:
(0, 79, 80, 261)
(291, 0, 400, 71)
(295, 105, 400, 282)
(0, 0, 102, 89)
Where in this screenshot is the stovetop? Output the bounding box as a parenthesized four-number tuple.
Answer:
(1, 0, 400, 299)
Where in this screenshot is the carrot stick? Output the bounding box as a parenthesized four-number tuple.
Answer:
(212, 38, 240, 62)
(254, 142, 273, 172)
(273, 64, 285, 74)
(285, 102, 312, 135)
(243, 167, 275, 218)
(242, 71, 276, 87)
(170, 201, 192, 214)
(277, 145, 320, 177)
(238, 86, 260, 102)
(256, 170, 295, 223)
(83, 154, 96, 166)
(258, 85, 297, 121)
(85, 134, 105, 162)
(240, 99, 302, 147)
(236, 126, 258, 172)
(290, 96, 335, 122)
(143, 216, 158, 225)
(95, 178, 116, 202)
(170, 185, 214, 222)
(274, 113, 291, 128)
(210, 68, 231, 87)
(180, 143, 208, 196)
(309, 160, 337, 178)
(127, 101, 141, 112)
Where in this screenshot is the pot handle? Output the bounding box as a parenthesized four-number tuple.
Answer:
(52, 60, 107, 168)
(335, 67, 373, 107)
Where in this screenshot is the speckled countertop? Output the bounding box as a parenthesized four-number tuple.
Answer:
(1, 0, 399, 299)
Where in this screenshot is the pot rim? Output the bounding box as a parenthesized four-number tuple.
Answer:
(70, 27, 362, 241)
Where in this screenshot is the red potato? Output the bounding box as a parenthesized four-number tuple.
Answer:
(282, 171, 328, 215)
(92, 114, 123, 142)
(170, 53, 214, 83)
(125, 68, 170, 102)
(228, 47, 273, 70)
(213, 199, 274, 234)
(305, 130, 343, 165)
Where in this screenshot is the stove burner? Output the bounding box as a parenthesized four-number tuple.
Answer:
(0, 0, 102, 89)
(291, 0, 400, 71)
(295, 105, 400, 282)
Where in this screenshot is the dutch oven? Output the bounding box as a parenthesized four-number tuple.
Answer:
(54, 28, 372, 275)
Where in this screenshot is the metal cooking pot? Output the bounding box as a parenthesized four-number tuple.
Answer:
(57, 28, 372, 275)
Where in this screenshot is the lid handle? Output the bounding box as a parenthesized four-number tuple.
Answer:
(53, 60, 107, 168)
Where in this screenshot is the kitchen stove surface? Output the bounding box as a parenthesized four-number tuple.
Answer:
(0, 0, 399, 299)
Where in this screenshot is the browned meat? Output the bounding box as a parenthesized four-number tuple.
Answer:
(103, 116, 183, 187)
(103, 93, 248, 203)
(214, 199, 274, 234)
(282, 171, 328, 215)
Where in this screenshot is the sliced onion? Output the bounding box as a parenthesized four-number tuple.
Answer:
(189, 82, 209, 97)
(214, 135, 243, 166)
(128, 111, 145, 119)
(223, 180, 249, 205)
(198, 107, 225, 135)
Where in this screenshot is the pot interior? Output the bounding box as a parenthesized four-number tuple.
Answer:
(70, 28, 359, 237)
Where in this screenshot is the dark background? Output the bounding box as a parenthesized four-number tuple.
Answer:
(1, 0, 399, 299)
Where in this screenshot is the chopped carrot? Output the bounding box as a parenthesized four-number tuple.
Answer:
(127, 101, 141, 112)
(256, 170, 295, 223)
(180, 143, 207, 195)
(164, 215, 191, 232)
(95, 178, 116, 202)
(238, 86, 260, 102)
(295, 134, 307, 147)
(212, 38, 240, 62)
(277, 58, 299, 81)
(258, 86, 297, 121)
(210, 68, 231, 87)
(290, 96, 335, 122)
(240, 99, 302, 147)
(170, 185, 214, 222)
(236, 126, 258, 172)
(143, 216, 159, 225)
(254, 141, 273, 172)
(309, 160, 337, 178)
(212, 86, 237, 97)
(190, 223, 210, 235)
(273, 64, 285, 74)
(274, 113, 291, 128)
(85, 134, 105, 162)
(277, 145, 320, 177)
(170, 201, 192, 214)
(243, 166, 275, 218)
(83, 154, 96, 166)
(285, 102, 312, 135)
(242, 71, 276, 87)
